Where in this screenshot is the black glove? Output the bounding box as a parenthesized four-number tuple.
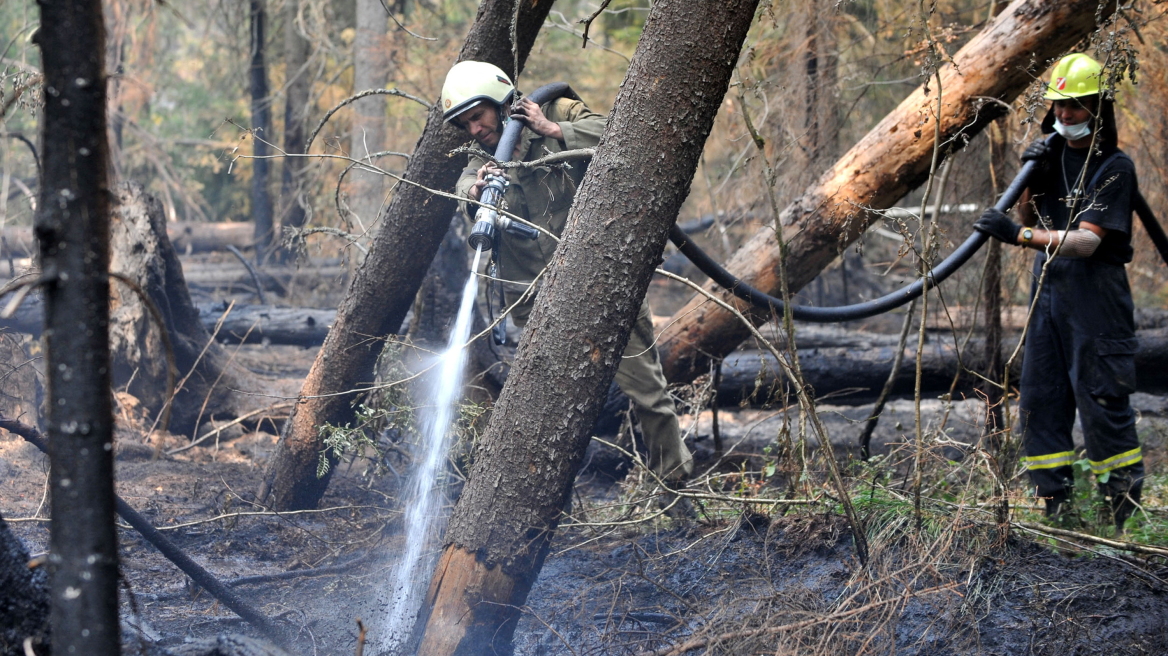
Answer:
(974, 208, 1021, 245)
(1020, 139, 1050, 164)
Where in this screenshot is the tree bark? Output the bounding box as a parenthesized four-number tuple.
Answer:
(0, 513, 49, 656)
(33, 0, 120, 651)
(658, 0, 1118, 384)
(107, 182, 289, 434)
(259, 0, 556, 512)
(414, 1, 760, 653)
(346, 0, 391, 233)
(276, 0, 313, 263)
(250, 0, 274, 262)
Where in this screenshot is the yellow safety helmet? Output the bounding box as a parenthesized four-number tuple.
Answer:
(1044, 53, 1103, 100)
(440, 61, 515, 123)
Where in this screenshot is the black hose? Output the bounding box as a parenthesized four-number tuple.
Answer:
(479, 82, 572, 344)
(1133, 191, 1168, 268)
(492, 82, 572, 163)
(669, 153, 1044, 323)
(485, 93, 1166, 323)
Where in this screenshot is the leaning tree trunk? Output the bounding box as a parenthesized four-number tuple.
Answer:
(0, 513, 49, 656)
(413, 1, 760, 653)
(259, 0, 557, 511)
(33, 0, 120, 652)
(658, 0, 1118, 384)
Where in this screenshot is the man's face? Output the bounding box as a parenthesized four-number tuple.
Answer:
(454, 103, 502, 150)
(1052, 96, 1096, 127)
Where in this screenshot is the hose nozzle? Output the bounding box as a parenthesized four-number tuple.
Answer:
(467, 173, 508, 252)
(468, 218, 497, 252)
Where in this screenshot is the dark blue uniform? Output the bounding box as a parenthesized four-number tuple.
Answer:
(1018, 138, 1144, 514)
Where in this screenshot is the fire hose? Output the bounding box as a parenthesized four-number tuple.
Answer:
(668, 145, 1168, 322)
(467, 82, 571, 344)
(469, 88, 1168, 326)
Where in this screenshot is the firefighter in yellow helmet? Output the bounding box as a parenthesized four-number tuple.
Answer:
(973, 53, 1143, 532)
(440, 61, 695, 487)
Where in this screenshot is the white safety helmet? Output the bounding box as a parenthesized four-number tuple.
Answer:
(440, 61, 515, 123)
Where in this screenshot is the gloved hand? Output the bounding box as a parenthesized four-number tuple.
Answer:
(1020, 139, 1050, 164)
(974, 207, 1022, 245)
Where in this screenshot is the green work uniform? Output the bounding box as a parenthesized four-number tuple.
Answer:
(456, 97, 693, 481)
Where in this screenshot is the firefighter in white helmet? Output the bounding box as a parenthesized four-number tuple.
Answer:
(440, 61, 695, 487)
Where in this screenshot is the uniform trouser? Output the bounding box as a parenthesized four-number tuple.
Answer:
(1018, 256, 1143, 501)
(509, 294, 693, 481)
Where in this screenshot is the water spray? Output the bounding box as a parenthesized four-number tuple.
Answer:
(379, 247, 484, 653)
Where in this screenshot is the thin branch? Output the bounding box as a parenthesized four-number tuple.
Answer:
(579, 0, 614, 48)
(225, 244, 266, 304)
(499, 147, 594, 169)
(304, 88, 432, 153)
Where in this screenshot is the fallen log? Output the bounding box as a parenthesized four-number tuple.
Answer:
(1, 296, 335, 346)
(718, 328, 1168, 406)
(0, 221, 255, 258)
(196, 302, 333, 345)
(658, 0, 1119, 384)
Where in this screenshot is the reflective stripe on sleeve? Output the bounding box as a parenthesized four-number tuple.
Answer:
(1021, 451, 1076, 470)
(1089, 447, 1142, 475)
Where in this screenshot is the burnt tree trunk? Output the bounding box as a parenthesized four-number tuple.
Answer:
(33, 0, 120, 652)
(108, 182, 288, 435)
(250, 0, 274, 262)
(413, 1, 760, 653)
(0, 514, 49, 656)
(276, 0, 313, 263)
(259, 0, 556, 512)
(347, 0, 391, 231)
(658, 0, 1118, 384)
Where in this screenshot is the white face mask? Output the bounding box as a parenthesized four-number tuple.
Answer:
(1054, 118, 1092, 142)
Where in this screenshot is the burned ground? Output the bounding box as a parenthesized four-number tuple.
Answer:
(3, 380, 1168, 655)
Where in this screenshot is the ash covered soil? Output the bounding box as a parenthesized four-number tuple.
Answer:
(2, 348, 1168, 655)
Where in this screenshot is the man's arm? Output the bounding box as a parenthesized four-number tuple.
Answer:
(554, 99, 605, 150)
(457, 156, 492, 219)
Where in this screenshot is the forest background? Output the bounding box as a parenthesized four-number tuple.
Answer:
(4, 0, 1168, 653)
(6, 0, 1168, 315)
